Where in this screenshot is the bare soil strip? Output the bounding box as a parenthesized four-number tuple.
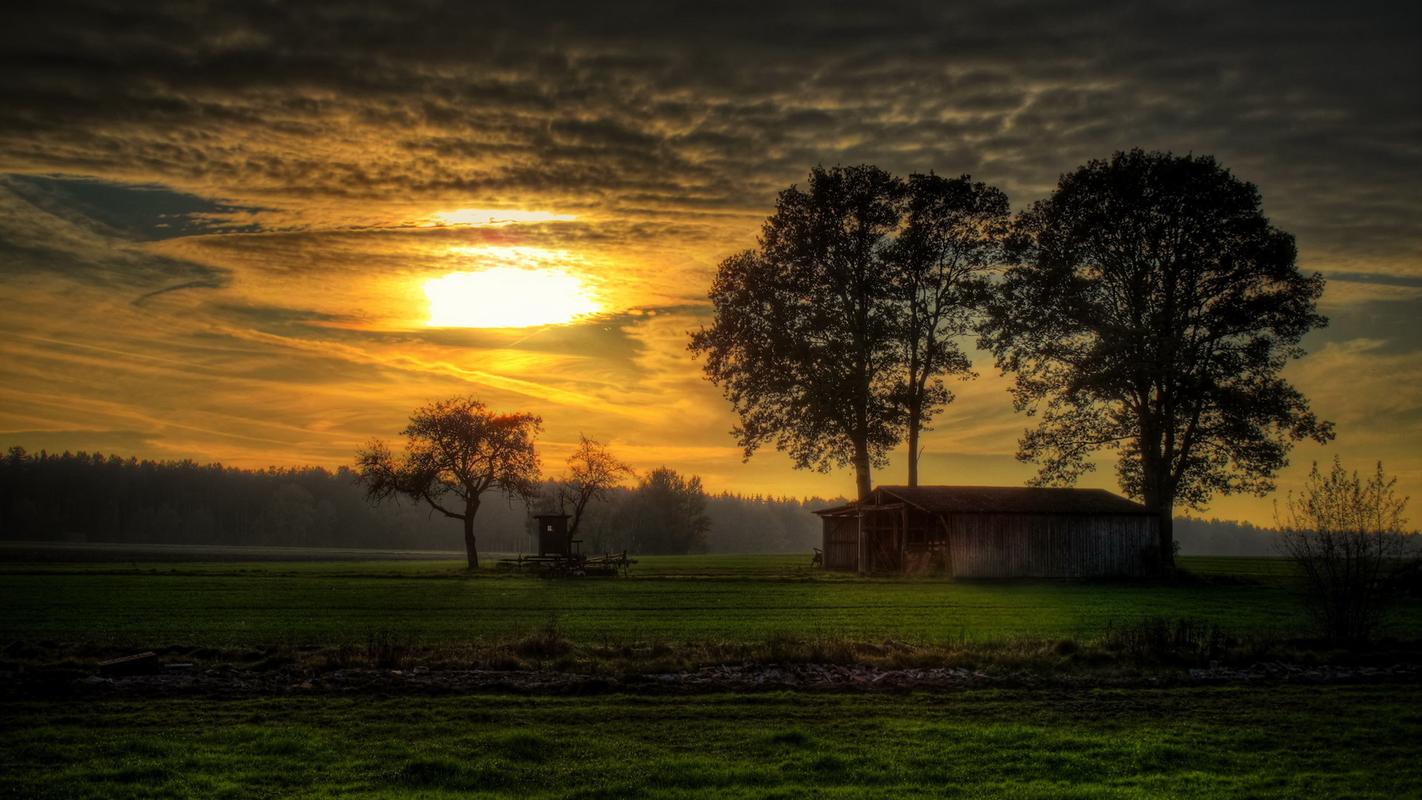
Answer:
(9, 661, 1418, 699)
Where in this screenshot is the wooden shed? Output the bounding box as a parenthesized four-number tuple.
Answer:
(813, 485, 1162, 577)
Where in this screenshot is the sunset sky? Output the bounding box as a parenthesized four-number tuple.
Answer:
(2, 1, 1419, 525)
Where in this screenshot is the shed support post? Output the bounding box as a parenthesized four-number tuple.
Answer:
(857, 510, 865, 575)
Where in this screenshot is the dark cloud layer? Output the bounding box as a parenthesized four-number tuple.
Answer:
(1, 1, 1418, 270)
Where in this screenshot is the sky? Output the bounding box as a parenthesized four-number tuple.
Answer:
(1, 1, 1419, 525)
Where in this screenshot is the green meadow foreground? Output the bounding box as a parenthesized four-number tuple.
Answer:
(6, 551, 1417, 649)
(5, 687, 1419, 799)
(3, 549, 1420, 798)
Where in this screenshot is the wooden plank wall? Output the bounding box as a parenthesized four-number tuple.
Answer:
(946, 513, 1159, 577)
(861, 508, 904, 573)
(821, 516, 859, 570)
(900, 507, 948, 575)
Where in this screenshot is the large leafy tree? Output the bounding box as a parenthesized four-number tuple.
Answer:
(356, 396, 541, 568)
(690, 165, 906, 500)
(887, 173, 1008, 485)
(981, 150, 1333, 565)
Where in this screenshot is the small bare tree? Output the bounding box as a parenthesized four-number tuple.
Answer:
(555, 435, 634, 540)
(1277, 458, 1417, 643)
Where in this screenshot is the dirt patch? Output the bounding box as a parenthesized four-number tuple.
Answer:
(5, 661, 1419, 699)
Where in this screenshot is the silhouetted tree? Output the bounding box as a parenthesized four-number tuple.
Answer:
(554, 435, 634, 539)
(1278, 459, 1418, 643)
(691, 165, 905, 500)
(618, 467, 711, 554)
(887, 173, 1008, 485)
(355, 396, 542, 568)
(981, 150, 1333, 566)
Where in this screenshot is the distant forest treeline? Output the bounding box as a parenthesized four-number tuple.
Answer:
(1172, 517, 1289, 557)
(0, 448, 832, 555)
(0, 448, 1290, 556)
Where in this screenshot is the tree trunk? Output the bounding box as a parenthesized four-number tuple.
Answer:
(1142, 476, 1174, 570)
(906, 401, 921, 487)
(462, 498, 480, 570)
(852, 440, 872, 502)
(1137, 437, 1175, 571)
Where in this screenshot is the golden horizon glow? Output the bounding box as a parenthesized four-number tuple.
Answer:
(432, 208, 577, 227)
(424, 267, 602, 328)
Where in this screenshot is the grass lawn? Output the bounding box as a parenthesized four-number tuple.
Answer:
(2, 553, 1419, 650)
(4, 685, 1419, 799)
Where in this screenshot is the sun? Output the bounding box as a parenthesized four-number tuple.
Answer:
(424, 267, 601, 328)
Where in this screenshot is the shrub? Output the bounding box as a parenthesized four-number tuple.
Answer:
(1278, 459, 1419, 643)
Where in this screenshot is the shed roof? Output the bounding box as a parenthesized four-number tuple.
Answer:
(813, 485, 1154, 516)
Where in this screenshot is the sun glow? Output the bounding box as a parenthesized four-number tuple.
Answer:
(425, 267, 601, 328)
(432, 208, 576, 226)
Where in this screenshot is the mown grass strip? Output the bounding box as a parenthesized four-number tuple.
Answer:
(4, 555, 1378, 652)
(3, 686, 1418, 799)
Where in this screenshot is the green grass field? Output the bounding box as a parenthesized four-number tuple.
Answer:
(4, 686, 1419, 799)
(9, 553, 1414, 651)
(4, 549, 1420, 799)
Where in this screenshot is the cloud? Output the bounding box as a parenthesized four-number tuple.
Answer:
(4, 174, 263, 240)
(1288, 338, 1422, 437)
(0, 177, 232, 295)
(2, 4, 1416, 234)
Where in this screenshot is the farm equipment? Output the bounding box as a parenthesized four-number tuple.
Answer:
(496, 550, 635, 578)
(496, 512, 636, 577)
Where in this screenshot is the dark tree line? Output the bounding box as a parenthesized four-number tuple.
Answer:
(0, 447, 528, 551)
(703, 492, 833, 554)
(0, 447, 832, 555)
(0, 447, 1310, 557)
(541, 467, 835, 555)
(1173, 517, 1283, 557)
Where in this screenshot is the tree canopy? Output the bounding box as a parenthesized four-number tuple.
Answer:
(692, 165, 1003, 499)
(981, 149, 1333, 564)
(887, 173, 1009, 485)
(691, 165, 905, 500)
(356, 396, 542, 568)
